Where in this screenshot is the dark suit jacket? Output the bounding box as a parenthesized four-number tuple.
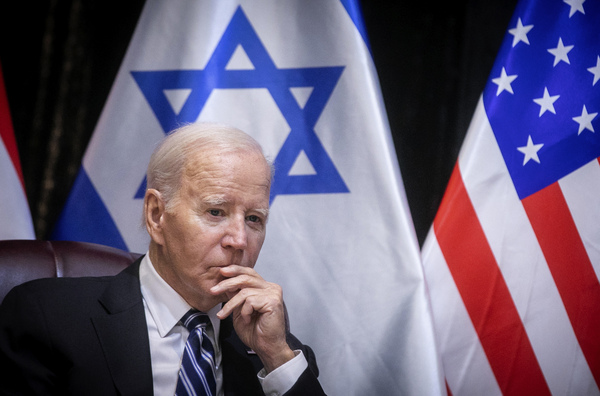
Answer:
(0, 258, 325, 395)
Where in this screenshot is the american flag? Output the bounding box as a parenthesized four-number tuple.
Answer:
(422, 0, 600, 394)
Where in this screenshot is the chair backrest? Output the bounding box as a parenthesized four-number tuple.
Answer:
(0, 240, 142, 304)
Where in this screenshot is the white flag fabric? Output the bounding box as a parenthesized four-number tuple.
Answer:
(0, 62, 34, 240)
(422, 0, 600, 394)
(53, 1, 443, 394)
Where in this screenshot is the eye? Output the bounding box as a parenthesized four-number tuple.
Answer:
(246, 215, 261, 223)
(208, 209, 222, 217)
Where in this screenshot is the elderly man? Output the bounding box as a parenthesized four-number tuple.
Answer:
(0, 123, 325, 395)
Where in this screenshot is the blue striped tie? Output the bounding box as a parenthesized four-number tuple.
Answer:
(175, 310, 217, 396)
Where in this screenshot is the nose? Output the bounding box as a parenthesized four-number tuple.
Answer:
(222, 216, 248, 250)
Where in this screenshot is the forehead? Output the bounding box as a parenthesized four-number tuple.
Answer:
(182, 148, 271, 203)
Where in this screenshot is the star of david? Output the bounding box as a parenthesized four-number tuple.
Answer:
(131, 6, 349, 204)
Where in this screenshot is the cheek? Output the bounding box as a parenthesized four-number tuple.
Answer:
(178, 235, 227, 272)
(178, 225, 222, 255)
(246, 233, 266, 262)
(253, 229, 267, 248)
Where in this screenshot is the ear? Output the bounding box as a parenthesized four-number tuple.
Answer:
(144, 188, 166, 246)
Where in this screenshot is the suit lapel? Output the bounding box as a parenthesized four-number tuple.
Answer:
(92, 259, 154, 396)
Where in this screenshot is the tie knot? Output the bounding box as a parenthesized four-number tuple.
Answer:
(181, 309, 211, 332)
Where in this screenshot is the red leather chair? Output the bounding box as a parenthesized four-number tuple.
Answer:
(0, 240, 142, 304)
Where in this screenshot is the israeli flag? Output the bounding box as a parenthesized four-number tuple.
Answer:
(53, 2, 443, 394)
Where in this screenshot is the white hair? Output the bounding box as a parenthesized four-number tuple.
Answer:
(146, 122, 273, 212)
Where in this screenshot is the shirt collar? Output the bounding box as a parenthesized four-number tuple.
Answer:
(139, 253, 221, 339)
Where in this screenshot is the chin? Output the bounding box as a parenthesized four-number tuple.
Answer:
(202, 292, 228, 311)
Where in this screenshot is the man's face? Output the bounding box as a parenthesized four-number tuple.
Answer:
(151, 148, 271, 312)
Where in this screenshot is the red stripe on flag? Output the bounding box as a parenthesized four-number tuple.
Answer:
(445, 379, 453, 396)
(0, 61, 25, 188)
(434, 164, 551, 395)
(522, 182, 600, 387)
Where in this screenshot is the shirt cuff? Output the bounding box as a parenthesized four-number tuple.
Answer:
(257, 350, 308, 396)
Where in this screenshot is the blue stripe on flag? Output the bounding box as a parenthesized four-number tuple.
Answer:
(340, 0, 371, 54)
(52, 168, 128, 251)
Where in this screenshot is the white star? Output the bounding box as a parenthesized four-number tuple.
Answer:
(533, 87, 560, 117)
(508, 18, 534, 47)
(491, 67, 518, 96)
(588, 56, 600, 86)
(563, 0, 586, 17)
(548, 38, 574, 67)
(573, 105, 597, 134)
(517, 135, 544, 165)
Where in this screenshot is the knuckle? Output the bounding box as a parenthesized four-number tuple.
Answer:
(268, 283, 283, 296)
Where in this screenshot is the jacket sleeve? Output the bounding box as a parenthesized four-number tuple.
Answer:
(284, 333, 327, 396)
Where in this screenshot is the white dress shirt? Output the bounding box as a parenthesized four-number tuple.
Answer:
(139, 254, 307, 395)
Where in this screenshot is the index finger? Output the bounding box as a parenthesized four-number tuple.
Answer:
(209, 266, 264, 295)
(219, 264, 258, 278)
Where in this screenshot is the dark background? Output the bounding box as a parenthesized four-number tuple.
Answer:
(0, 0, 518, 246)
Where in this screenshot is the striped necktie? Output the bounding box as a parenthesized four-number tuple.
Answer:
(175, 309, 217, 396)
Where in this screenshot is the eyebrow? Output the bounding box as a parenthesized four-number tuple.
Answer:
(254, 208, 270, 219)
(203, 196, 227, 206)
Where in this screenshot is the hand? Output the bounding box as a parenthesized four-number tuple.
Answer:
(210, 265, 295, 373)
